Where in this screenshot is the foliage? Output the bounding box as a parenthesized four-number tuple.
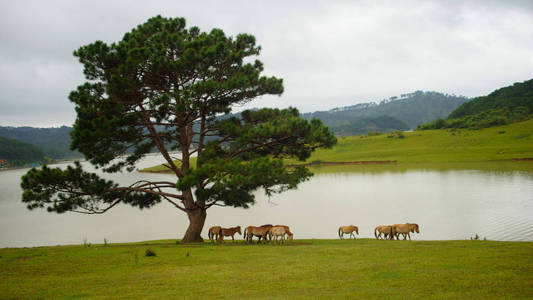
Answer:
(144, 249, 156, 257)
(20, 16, 336, 243)
(0, 136, 46, 166)
(0, 126, 80, 159)
(0, 239, 531, 299)
(302, 91, 470, 130)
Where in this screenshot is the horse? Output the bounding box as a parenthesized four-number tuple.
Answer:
(218, 226, 242, 242)
(274, 225, 294, 241)
(338, 225, 359, 239)
(208, 226, 222, 242)
(374, 225, 393, 240)
(269, 226, 288, 244)
(392, 223, 420, 240)
(244, 224, 272, 244)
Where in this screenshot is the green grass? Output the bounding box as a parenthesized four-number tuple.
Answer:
(286, 119, 533, 164)
(1, 239, 531, 299)
(140, 119, 533, 173)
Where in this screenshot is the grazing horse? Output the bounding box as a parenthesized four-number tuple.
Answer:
(244, 225, 272, 244)
(208, 226, 222, 242)
(269, 226, 288, 244)
(218, 226, 242, 242)
(392, 223, 420, 240)
(374, 225, 393, 240)
(338, 225, 359, 239)
(274, 225, 294, 241)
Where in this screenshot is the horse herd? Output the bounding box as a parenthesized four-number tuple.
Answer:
(208, 224, 293, 244)
(208, 223, 420, 244)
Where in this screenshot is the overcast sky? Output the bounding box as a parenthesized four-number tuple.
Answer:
(1, 0, 533, 127)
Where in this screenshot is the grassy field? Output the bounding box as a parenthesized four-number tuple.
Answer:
(140, 119, 533, 173)
(1, 239, 531, 299)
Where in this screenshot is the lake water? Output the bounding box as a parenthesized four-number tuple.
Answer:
(1, 154, 532, 247)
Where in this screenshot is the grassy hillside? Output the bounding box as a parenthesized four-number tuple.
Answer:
(289, 119, 533, 164)
(141, 119, 533, 173)
(1, 239, 531, 299)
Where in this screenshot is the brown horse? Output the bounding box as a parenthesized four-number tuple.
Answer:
(392, 223, 420, 240)
(338, 225, 359, 239)
(218, 226, 242, 242)
(374, 225, 393, 240)
(244, 224, 272, 244)
(273, 225, 294, 241)
(208, 226, 222, 242)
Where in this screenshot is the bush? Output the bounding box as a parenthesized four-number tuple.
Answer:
(145, 249, 157, 257)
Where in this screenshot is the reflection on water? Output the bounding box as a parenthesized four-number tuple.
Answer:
(1, 157, 532, 247)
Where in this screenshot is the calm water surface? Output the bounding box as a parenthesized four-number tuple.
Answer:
(1, 155, 532, 247)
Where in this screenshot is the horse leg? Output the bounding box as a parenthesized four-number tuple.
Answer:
(408, 233, 411, 240)
(231, 235, 235, 243)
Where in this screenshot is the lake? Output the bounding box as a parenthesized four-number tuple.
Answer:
(1, 154, 532, 247)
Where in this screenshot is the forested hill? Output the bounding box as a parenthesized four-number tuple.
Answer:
(449, 78, 533, 119)
(0, 126, 79, 159)
(301, 91, 470, 133)
(0, 136, 45, 167)
(419, 78, 533, 130)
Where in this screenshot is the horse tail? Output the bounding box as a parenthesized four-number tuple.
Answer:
(338, 227, 342, 239)
(374, 227, 378, 239)
(244, 228, 247, 241)
(208, 229, 211, 240)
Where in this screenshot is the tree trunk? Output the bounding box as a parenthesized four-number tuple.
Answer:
(181, 207, 206, 243)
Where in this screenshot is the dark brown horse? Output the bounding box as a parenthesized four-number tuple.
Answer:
(244, 224, 272, 244)
(218, 226, 242, 242)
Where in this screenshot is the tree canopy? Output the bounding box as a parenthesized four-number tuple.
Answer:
(21, 16, 336, 243)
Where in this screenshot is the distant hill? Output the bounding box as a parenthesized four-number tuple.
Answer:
(0, 136, 46, 167)
(0, 126, 79, 159)
(330, 115, 409, 136)
(301, 91, 470, 134)
(419, 79, 533, 130)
